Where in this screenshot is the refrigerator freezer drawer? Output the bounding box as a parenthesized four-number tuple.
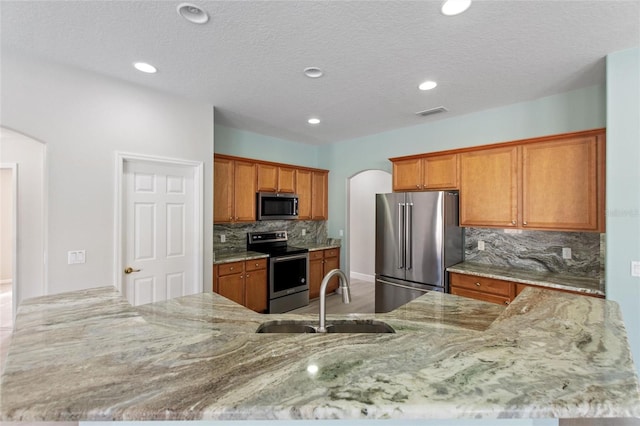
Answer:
(375, 277, 443, 313)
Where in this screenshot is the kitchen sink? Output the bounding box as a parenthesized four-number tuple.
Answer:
(325, 320, 395, 333)
(255, 321, 317, 333)
(255, 320, 395, 334)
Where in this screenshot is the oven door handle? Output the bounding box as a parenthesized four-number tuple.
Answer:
(270, 253, 309, 263)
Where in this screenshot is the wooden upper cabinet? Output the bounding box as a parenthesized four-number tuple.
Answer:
(214, 157, 234, 223)
(424, 154, 458, 189)
(392, 154, 458, 191)
(277, 167, 296, 193)
(522, 135, 600, 231)
(393, 158, 423, 191)
(296, 169, 312, 220)
(214, 157, 256, 223)
(311, 171, 328, 220)
(459, 146, 519, 228)
(257, 164, 296, 193)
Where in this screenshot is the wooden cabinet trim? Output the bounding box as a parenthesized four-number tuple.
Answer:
(388, 128, 606, 162)
(215, 153, 329, 174)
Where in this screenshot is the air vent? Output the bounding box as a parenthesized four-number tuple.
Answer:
(415, 106, 448, 117)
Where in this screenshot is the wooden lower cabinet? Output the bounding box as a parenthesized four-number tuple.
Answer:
(450, 272, 604, 305)
(309, 248, 341, 300)
(213, 258, 268, 312)
(449, 273, 514, 306)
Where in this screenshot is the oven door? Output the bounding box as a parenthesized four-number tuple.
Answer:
(269, 253, 309, 299)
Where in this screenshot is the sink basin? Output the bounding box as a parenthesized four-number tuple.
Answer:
(255, 321, 317, 333)
(255, 320, 395, 334)
(325, 320, 395, 334)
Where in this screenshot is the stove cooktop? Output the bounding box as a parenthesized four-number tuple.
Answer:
(247, 231, 309, 257)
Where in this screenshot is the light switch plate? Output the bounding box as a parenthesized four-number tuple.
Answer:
(632, 261, 640, 277)
(67, 250, 86, 264)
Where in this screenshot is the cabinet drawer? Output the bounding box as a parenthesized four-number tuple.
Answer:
(450, 286, 511, 306)
(309, 250, 324, 261)
(245, 258, 267, 271)
(217, 261, 243, 276)
(324, 248, 339, 258)
(450, 273, 512, 297)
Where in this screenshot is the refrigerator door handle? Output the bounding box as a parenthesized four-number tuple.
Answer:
(398, 203, 405, 269)
(376, 278, 430, 293)
(405, 203, 413, 270)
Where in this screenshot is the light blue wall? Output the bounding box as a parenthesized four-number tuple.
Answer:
(215, 124, 320, 169)
(606, 47, 640, 377)
(320, 85, 606, 240)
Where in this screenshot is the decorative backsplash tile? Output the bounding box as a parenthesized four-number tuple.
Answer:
(464, 228, 603, 278)
(214, 221, 329, 251)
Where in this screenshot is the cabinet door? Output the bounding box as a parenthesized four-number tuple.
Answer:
(323, 249, 340, 293)
(233, 160, 256, 222)
(296, 169, 312, 220)
(256, 163, 278, 192)
(214, 157, 234, 223)
(308, 255, 324, 300)
(460, 146, 519, 228)
(521, 136, 599, 231)
(218, 273, 245, 305)
(278, 167, 296, 193)
(245, 268, 268, 313)
(311, 171, 328, 220)
(423, 154, 458, 189)
(392, 158, 422, 191)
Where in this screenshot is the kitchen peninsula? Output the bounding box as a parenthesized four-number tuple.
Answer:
(1, 286, 639, 422)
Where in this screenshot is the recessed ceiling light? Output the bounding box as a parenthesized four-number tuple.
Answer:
(177, 3, 209, 24)
(308, 118, 321, 125)
(304, 67, 323, 78)
(418, 81, 438, 91)
(441, 0, 472, 16)
(133, 62, 157, 74)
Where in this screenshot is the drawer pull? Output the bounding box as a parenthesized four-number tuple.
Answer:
(504, 301, 510, 305)
(475, 282, 481, 287)
(230, 267, 234, 270)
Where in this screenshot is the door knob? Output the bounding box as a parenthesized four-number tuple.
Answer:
(124, 267, 142, 274)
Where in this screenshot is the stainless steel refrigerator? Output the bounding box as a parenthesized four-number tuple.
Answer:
(375, 191, 463, 313)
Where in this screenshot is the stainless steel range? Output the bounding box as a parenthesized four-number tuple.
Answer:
(247, 231, 309, 313)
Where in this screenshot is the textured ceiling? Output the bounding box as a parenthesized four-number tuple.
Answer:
(1, 1, 638, 145)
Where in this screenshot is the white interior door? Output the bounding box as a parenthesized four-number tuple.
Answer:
(123, 160, 197, 305)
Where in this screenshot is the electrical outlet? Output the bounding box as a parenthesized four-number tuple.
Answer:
(632, 261, 640, 277)
(67, 250, 86, 264)
(220, 234, 226, 243)
(562, 247, 572, 260)
(302, 229, 306, 236)
(478, 240, 485, 251)
(339, 229, 344, 237)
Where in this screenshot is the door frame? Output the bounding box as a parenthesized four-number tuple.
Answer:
(114, 152, 204, 297)
(0, 163, 18, 324)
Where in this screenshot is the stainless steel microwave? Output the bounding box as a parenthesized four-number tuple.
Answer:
(257, 192, 299, 220)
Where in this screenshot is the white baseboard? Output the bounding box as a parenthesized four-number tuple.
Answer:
(349, 272, 374, 283)
(0, 279, 12, 285)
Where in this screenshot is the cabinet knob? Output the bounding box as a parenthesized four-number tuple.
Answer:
(416, 184, 420, 189)
(523, 221, 528, 226)
(229, 216, 233, 220)
(246, 273, 250, 278)
(511, 220, 517, 225)
(475, 282, 481, 287)
(504, 301, 510, 305)
(229, 267, 234, 270)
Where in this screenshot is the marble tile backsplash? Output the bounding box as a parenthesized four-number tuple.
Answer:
(464, 228, 603, 278)
(214, 221, 329, 251)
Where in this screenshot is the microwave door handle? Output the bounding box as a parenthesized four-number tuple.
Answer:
(406, 203, 413, 270)
(398, 203, 405, 269)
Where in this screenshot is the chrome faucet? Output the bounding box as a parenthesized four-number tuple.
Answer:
(317, 269, 351, 333)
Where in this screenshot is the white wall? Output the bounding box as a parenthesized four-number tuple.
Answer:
(0, 52, 214, 300)
(0, 128, 46, 303)
(348, 170, 391, 281)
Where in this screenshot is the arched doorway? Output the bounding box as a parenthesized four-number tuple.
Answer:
(347, 169, 391, 283)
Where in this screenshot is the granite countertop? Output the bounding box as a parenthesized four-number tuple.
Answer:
(300, 243, 341, 251)
(213, 250, 269, 264)
(447, 261, 605, 296)
(1, 286, 639, 421)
